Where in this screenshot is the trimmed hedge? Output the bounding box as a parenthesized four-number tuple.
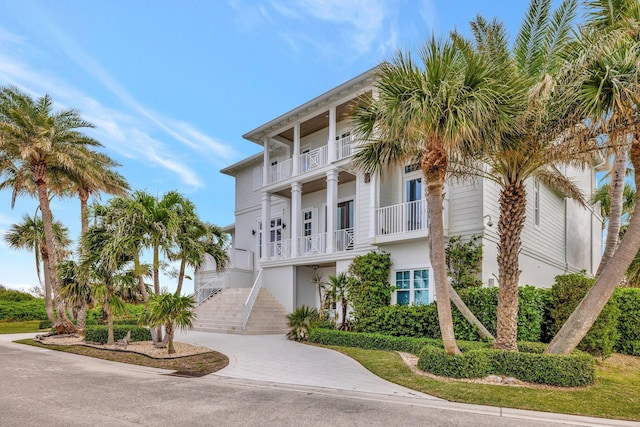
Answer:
(311, 329, 595, 387)
(0, 288, 35, 302)
(614, 288, 640, 356)
(550, 273, 619, 357)
(356, 286, 547, 342)
(85, 325, 151, 344)
(418, 346, 491, 379)
(0, 300, 47, 321)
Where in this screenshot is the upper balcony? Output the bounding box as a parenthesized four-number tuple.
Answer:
(266, 133, 359, 186)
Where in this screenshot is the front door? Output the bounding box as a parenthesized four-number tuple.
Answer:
(269, 217, 284, 258)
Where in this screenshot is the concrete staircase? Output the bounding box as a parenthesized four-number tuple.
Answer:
(193, 288, 289, 335)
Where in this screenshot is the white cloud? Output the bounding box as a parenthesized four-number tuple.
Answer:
(420, 0, 437, 32)
(0, 24, 235, 187)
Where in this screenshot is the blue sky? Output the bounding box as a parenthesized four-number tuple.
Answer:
(0, 0, 568, 294)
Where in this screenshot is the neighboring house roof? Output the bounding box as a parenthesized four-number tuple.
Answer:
(242, 65, 381, 145)
(220, 152, 263, 176)
(222, 223, 235, 233)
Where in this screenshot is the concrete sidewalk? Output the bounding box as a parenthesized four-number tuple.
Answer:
(177, 330, 438, 400)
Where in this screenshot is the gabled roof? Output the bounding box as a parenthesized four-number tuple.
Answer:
(242, 65, 380, 145)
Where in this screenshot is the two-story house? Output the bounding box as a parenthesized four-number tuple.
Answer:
(194, 66, 603, 333)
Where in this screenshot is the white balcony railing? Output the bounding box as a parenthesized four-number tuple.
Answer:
(336, 134, 356, 160)
(335, 227, 355, 252)
(375, 200, 428, 236)
(267, 239, 290, 259)
(269, 158, 293, 184)
(298, 233, 326, 256)
(299, 145, 329, 173)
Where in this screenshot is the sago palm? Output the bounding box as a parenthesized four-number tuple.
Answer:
(351, 35, 514, 355)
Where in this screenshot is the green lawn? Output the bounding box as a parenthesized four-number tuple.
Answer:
(0, 320, 43, 334)
(333, 346, 640, 422)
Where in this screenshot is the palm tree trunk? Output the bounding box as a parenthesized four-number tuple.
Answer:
(106, 306, 114, 346)
(176, 257, 186, 296)
(77, 307, 87, 331)
(495, 183, 527, 351)
(166, 322, 175, 354)
(40, 244, 55, 323)
(547, 139, 640, 354)
(596, 148, 626, 275)
(423, 147, 460, 355)
(153, 243, 160, 295)
(33, 163, 75, 334)
(133, 253, 148, 302)
(77, 190, 90, 332)
(448, 283, 494, 340)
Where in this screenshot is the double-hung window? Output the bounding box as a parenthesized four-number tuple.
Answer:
(395, 269, 430, 306)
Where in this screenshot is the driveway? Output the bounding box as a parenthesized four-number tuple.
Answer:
(176, 330, 437, 399)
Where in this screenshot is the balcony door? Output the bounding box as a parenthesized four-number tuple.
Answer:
(336, 200, 354, 251)
(301, 208, 320, 255)
(405, 177, 423, 231)
(269, 217, 284, 258)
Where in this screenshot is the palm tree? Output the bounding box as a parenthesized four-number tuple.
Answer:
(352, 35, 514, 355)
(58, 259, 92, 330)
(4, 213, 71, 322)
(0, 85, 101, 333)
(453, 0, 596, 351)
(547, 0, 640, 354)
(147, 292, 196, 354)
(327, 273, 350, 330)
(173, 218, 228, 296)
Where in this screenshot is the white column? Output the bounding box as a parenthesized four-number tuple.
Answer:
(290, 182, 301, 258)
(328, 106, 336, 162)
(326, 170, 338, 253)
(262, 138, 270, 185)
(261, 192, 271, 261)
(292, 123, 300, 175)
(369, 172, 379, 238)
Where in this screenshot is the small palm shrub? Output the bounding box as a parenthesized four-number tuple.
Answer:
(286, 305, 318, 341)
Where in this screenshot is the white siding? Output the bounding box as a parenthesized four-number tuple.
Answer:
(448, 178, 483, 237)
(357, 173, 370, 245)
(235, 164, 263, 212)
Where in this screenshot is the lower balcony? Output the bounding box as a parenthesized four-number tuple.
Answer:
(263, 228, 355, 260)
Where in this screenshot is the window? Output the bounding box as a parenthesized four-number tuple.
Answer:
(395, 269, 430, 306)
(533, 179, 540, 227)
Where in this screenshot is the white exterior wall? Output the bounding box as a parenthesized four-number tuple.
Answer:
(381, 240, 434, 304)
(448, 178, 483, 237)
(263, 265, 296, 312)
(235, 165, 262, 212)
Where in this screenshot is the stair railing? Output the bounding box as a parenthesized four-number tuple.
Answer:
(195, 276, 226, 306)
(242, 269, 263, 331)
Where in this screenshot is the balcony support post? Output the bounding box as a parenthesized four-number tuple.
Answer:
(326, 169, 338, 253)
(328, 106, 336, 162)
(369, 172, 379, 238)
(293, 123, 300, 175)
(261, 192, 271, 261)
(290, 182, 301, 258)
(262, 138, 270, 185)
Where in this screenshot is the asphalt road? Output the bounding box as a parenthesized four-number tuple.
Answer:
(0, 336, 635, 427)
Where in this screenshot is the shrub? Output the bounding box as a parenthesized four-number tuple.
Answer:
(418, 346, 491, 378)
(308, 328, 484, 354)
(286, 305, 318, 341)
(488, 347, 595, 387)
(549, 273, 619, 357)
(347, 251, 393, 322)
(356, 286, 547, 342)
(614, 288, 640, 356)
(85, 325, 151, 344)
(38, 320, 53, 330)
(446, 235, 483, 290)
(0, 300, 47, 321)
(113, 318, 140, 326)
(0, 287, 35, 302)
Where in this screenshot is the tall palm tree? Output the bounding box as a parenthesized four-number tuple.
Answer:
(453, 0, 596, 351)
(147, 292, 196, 354)
(58, 259, 92, 330)
(4, 213, 70, 322)
(0, 85, 100, 333)
(351, 35, 514, 355)
(547, 0, 640, 354)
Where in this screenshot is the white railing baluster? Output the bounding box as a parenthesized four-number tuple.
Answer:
(375, 200, 429, 236)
